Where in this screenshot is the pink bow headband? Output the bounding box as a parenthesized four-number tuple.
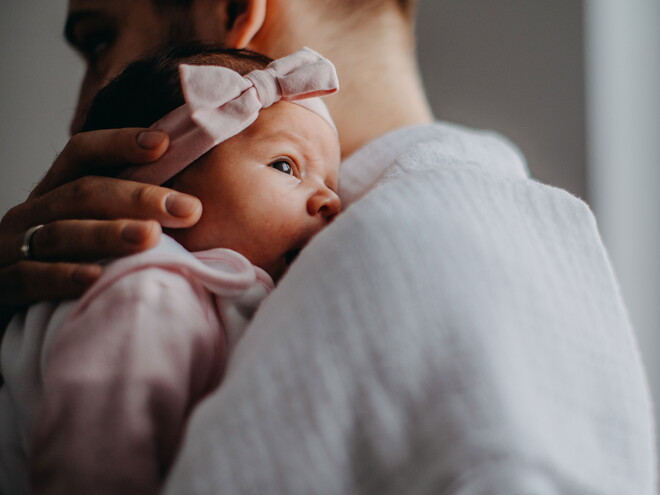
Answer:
(120, 47, 339, 185)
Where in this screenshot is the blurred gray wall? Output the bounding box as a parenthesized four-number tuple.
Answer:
(417, 0, 586, 199)
(0, 0, 82, 214)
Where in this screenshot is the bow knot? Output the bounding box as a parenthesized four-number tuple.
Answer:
(245, 68, 281, 108)
(183, 47, 338, 133)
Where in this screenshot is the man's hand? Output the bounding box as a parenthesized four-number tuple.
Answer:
(0, 128, 202, 308)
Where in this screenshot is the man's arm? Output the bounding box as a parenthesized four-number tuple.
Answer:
(0, 128, 202, 309)
(30, 266, 223, 495)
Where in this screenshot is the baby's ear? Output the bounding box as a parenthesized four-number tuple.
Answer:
(224, 0, 267, 49)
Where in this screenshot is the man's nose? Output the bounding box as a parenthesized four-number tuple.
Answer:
(307, 187, 341, 221)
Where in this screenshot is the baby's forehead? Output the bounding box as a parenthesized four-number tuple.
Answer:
(245, 103, 340, 154)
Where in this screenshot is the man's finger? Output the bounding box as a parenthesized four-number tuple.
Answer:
(9, 176, 202, 233)
(0, 261, 103, 307)
(0, 219, 162, 266)
(35, 219, 162, 262)
(31, 128, 169, 198)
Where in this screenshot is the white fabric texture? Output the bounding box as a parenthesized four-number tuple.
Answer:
(164, 122, 657, 494)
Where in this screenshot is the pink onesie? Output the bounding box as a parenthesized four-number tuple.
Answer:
(0, 235, 273, 495)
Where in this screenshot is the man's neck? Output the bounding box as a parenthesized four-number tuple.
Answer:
(327, 52, 435, 160)
(254, 5, 435, 160)
(319, 27, 434, 158)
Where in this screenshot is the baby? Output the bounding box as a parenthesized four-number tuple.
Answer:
(0, 44, 340, 494)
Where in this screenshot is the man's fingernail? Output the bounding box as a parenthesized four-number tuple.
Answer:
(122, 223, 150, 244)
(72, 265, 103, 286)
(136, 131, 166, 150)
(165, 194, 200, 218)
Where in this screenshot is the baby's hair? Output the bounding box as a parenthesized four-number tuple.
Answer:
(81, 43, 272, 133)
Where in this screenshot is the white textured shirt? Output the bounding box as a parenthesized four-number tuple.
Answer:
(163, 122, 657, 494)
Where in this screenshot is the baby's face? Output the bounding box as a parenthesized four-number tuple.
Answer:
(168, 102, 341, 280)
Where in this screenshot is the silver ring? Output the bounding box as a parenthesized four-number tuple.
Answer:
(20, 224, 44, 260)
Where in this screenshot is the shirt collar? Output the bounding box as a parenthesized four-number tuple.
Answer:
(339, 124, 435, 206)
(338, 122, 529, 207)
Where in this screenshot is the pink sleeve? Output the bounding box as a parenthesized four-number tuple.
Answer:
(30, 267, 224, 495)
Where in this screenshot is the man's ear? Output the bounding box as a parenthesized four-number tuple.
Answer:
(225, 0, 267, 49)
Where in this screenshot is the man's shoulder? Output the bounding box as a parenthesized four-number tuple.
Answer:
(427, 121, 529, 173)
(384, 124, 528, 182)
(362, 125, 595, 254)
(350, 140, 594, 246)
(331, 160, 608, 314)
(339, 122, 529, 206)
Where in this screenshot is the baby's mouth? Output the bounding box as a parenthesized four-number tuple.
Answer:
(284, 248, 302, 265)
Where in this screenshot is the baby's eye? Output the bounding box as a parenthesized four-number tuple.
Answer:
(270, 160, 293, 175)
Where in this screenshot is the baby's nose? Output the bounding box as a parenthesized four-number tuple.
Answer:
(307, 187, 341, 222)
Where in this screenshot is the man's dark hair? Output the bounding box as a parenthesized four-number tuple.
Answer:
(81, 43, 271, 133)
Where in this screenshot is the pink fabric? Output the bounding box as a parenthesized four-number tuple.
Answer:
(29, 241, 273, 494)
(120, 47, 339, 185)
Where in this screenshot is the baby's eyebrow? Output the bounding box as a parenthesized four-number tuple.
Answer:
(257, 129, 305, 144)
(258, 129, 315, 161)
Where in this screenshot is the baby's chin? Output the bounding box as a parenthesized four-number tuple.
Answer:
(284, 248, 302, 266)
(264, 248, 303, 282)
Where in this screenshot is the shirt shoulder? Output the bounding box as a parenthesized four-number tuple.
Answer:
(332, 156, 620, 332)
(420, 121, 529, 177)
(340, 122, 529, 206)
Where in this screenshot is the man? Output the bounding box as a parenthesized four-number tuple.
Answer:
(0, 0, 656, 493)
